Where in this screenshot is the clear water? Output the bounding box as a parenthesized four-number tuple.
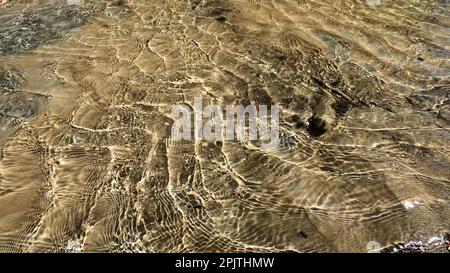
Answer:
(0, 0, 449, 252)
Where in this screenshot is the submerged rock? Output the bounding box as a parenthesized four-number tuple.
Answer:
(407, 85, 450, 111)
(0, 92, 48, 124)
(438, 106, 450, 125)
(0, 68, 47, 125)
(0, 69, 19, 94)
(0, 67, 48, 124)
(0, 3, 90, 56)
(307, 116, 328, 137)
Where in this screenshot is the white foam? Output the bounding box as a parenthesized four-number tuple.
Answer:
(402, 199, 421, 210)
(66, 0, 81, 5)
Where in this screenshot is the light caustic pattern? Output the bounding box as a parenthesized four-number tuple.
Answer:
(0, 0, 449, 252)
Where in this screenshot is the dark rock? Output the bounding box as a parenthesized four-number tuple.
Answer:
(0, 69, 19, 94)
(307, 116, 327, 137)
(438, 107, 450, 124)
(406, 94, 439, 110)
(0, 92, 48, 124)
(407, 85, 450, 110)
(297, 230, 308, 239)
(427, 85, 450, 98)
(398, 143, 434, 159)
(215, 16, 227, 22)
(0, 4, 90, 56)
(333, 99, 351, 117)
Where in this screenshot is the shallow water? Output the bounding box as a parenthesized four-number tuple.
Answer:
(0, 0, 449, 252)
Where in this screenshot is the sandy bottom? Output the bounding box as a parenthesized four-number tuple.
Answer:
(0, 0, 449, 252)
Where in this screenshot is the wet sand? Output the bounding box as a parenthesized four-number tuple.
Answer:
(0, 0, 449, 252)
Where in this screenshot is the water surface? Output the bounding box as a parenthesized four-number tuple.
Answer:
(0, 0, 449, 252)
